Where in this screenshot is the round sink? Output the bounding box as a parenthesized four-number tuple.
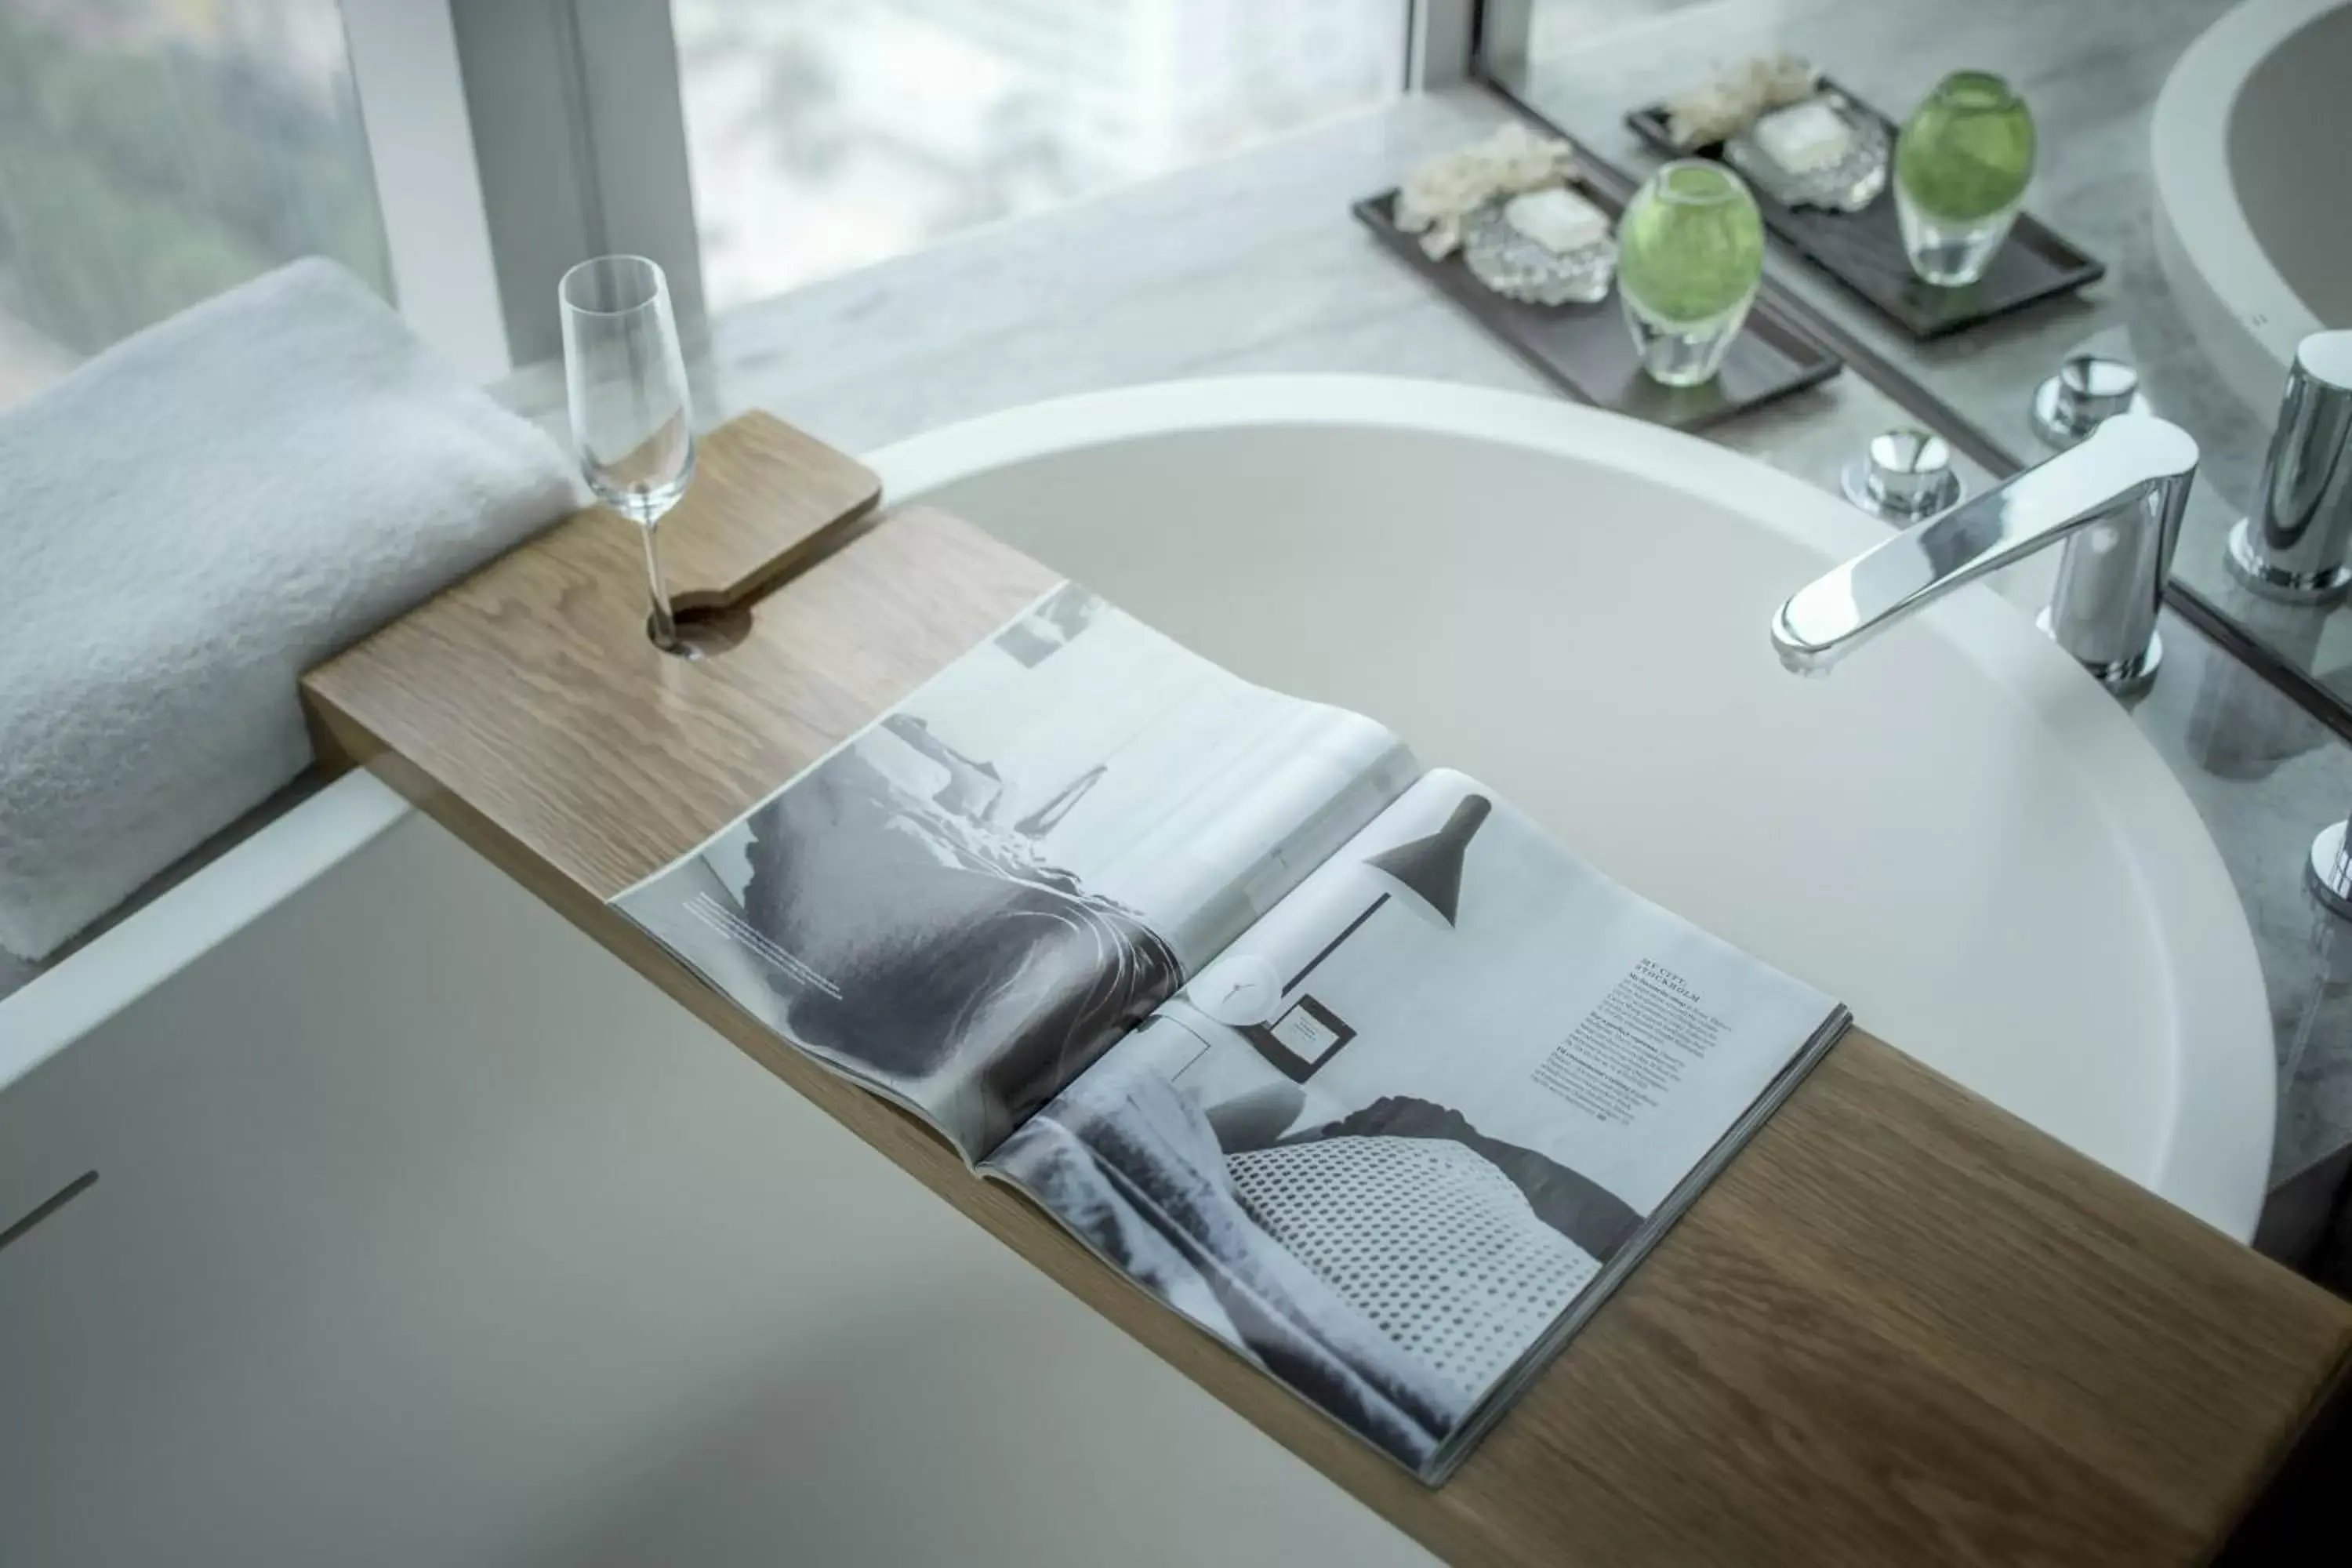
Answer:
(878, 376, 2273, 1236)
(2154, 0, 2352, 414)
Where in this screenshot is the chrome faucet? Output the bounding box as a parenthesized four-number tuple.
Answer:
(2226, 331, 2352, 603)
(1772, 413, 2199, 695)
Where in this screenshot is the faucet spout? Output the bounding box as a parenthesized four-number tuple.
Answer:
(1772, 414, 2200, 694)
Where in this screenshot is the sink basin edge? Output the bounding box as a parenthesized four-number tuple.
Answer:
(866, 375, 2274, 1238)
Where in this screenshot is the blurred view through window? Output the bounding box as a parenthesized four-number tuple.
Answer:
(0, 0, 1406, 399)
(676, 0, 1408, 313)
(0, 0, 388, 409)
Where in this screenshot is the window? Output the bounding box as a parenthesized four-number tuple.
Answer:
(0, 0, 390, 408)
(675, 0, 1408, 312)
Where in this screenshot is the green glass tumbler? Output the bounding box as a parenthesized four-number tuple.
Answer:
(1893, 71, 2035, 286)
(1616, 160, 1765, 387)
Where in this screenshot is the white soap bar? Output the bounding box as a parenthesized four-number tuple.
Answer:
(1501, 187, 1610, 255)
(1751, 97, 1853, 172)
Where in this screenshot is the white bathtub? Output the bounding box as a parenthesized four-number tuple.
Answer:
(1, 378, 2271, 1566)
(0, 775, 1434, 1567)
(2154, 0, 2352, 413)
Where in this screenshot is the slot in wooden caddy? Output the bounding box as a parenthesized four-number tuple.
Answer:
(303, 412, 2352, 1567)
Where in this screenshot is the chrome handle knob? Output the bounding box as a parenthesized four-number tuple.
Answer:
(2030, 353, 2147, 448)
(1840, 427, 1962, 521)
(2226, 331, 2352, 604)
(2310, 814, 2352, 920)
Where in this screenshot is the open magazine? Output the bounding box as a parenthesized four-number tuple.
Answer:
(614, 583, 1849, 1483)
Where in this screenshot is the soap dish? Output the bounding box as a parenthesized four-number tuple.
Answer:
(1724, 91, 1888, 214)
(1461, 201, 1617, 307)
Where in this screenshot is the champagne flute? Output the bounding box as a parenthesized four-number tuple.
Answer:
(559, 255, 697, 652)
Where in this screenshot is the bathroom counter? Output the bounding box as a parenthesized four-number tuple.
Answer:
(304, 410, 2352, 1566)
(498, 83, 2352, 1256)
(1508, 0, 2267, 503)
(1504, 0, 2333, 687)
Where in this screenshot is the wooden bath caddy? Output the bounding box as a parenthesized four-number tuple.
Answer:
(304, 412, 2350, 1566)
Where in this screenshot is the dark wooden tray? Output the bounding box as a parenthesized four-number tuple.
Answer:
(1625, 80, 2103, 339)
(1352, 188, 1838, 433)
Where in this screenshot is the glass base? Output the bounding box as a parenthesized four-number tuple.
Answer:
(1621, 294, 1753, 388)
(2034, 607, 2161, 698)
(1893, 188, 2019, 287)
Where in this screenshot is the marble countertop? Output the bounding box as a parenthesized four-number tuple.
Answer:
(504, 85, 2352, 1244)
(1508, 0, 2352, 702)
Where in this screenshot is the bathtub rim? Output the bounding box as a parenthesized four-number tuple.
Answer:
(0, 771, 411, 1094)
(868, 374, 2272, 1239)
(2152, 0, 2340, 416)
(0, 376, 2272, 1238)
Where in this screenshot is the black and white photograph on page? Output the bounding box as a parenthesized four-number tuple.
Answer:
(614, 583, 1417, 1156)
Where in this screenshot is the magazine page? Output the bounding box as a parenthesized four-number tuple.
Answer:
(610, 583, 1420, 1160)
(983, 768, 1842, 1478)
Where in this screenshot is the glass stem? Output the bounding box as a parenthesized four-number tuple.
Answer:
(641, 518, 679, 651)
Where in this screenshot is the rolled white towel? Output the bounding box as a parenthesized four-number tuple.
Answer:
(0, 258, 580, 960)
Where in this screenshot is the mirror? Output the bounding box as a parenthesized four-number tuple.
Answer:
(1483, 0, 2352, 731)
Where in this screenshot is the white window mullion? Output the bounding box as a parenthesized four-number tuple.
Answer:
(341, 0, 510, 381)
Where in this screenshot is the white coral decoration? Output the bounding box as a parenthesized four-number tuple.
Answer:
(1664, 52, 1821, 149)
(1394, 122, 1579, 260)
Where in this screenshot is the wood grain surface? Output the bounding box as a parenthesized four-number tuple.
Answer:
(303, 412, 2352, 1566)
(622, 413, 883, 612)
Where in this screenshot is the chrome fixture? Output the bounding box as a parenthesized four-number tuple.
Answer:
(2311, 815, 2352, 920)
(2028, 352, 2150, 449)
(1773, 413, 2199, 695)
(2226, 332, 2352, 604)
(1840, 426, 1962, 521)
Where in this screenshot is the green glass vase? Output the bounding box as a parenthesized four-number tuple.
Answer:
(1893, 71, 2035, 286)
(1615, 160, 1765, 387)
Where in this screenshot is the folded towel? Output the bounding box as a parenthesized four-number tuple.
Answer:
(0, 258, 579, 960)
